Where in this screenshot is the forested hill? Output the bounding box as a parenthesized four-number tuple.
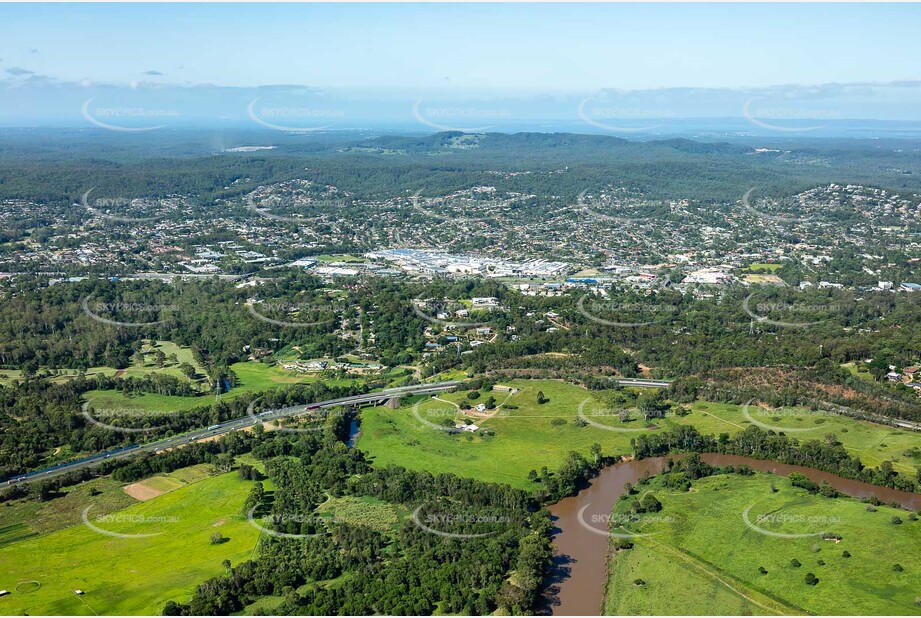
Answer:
(0, 129, 919, 205)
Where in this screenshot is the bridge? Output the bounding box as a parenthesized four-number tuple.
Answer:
(5, 381, 463, 486)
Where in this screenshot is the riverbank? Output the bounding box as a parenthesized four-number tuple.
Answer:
(603, 469, 921, 615)
(545, 454, 921, 616)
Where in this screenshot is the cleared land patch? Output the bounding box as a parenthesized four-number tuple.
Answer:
(604, 472, 921, 615)
(357, 379, 921, 489)
(0, 467, 260, 616)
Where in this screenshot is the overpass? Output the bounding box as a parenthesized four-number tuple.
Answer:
(4, 381, 462, 486)
(616, 378, 672, 388)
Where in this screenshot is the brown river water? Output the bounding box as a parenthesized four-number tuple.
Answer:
(543, 453, 921, 616)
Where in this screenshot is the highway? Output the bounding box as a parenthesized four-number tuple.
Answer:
(615, 378, 672, 388)
(5, 377, 669, 486)
(4, 380, 462, 486)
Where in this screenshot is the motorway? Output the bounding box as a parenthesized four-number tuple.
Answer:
(614, 378, 672, 388)
(5, 380, 463, 486)
(5, 377, 670, 486)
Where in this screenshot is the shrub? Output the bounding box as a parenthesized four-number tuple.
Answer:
(893, 563, 904, 572)
(758, 566, 768, 575)
(805, 572, 818, 586)
(639, 493, 662, 513)
(842, 551, 851, 558)
(790, 558, 802, 568)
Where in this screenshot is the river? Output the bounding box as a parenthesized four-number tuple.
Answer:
(544, 453, 921, 616)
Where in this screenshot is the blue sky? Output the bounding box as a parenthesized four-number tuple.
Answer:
(1, 3, 918, 91)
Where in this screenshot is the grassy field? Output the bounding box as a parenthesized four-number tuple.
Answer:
(681, 400, 921, 474)
(0, 466, 260, 615)
(744, 262, 784, 272)
(315, 254, 367, 263)
(356, 380, 921, 489)
(80, 361, 362, 416)
(0, 476, 138, 541)
(317, 496, 406, 533)
(0, 341, 208, 389)
(357, 379, 634, 489)
(603, 472, 921, 615)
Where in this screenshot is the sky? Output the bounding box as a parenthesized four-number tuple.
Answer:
(1, 3, 919, 92)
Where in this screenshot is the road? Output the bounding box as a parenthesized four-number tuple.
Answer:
(616, 378, 672, 388)
(4, 380, 462, 486)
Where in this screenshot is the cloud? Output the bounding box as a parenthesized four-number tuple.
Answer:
(143, 70, 164, 76)
(5, 67, 34, 76)
(28, 48, 39, 54)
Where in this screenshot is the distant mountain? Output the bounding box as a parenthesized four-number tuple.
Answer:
(352, 131, 752, 157)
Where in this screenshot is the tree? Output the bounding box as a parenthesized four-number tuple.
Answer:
(210, 532, 226, 545)
(638, 390, 669, 420)
(590, 443, 603, 464)
(178, 362, 197, 379)
(536, 390, 547, 405)
(805, 572, 818, 586)
(639, 493, 662, 513)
